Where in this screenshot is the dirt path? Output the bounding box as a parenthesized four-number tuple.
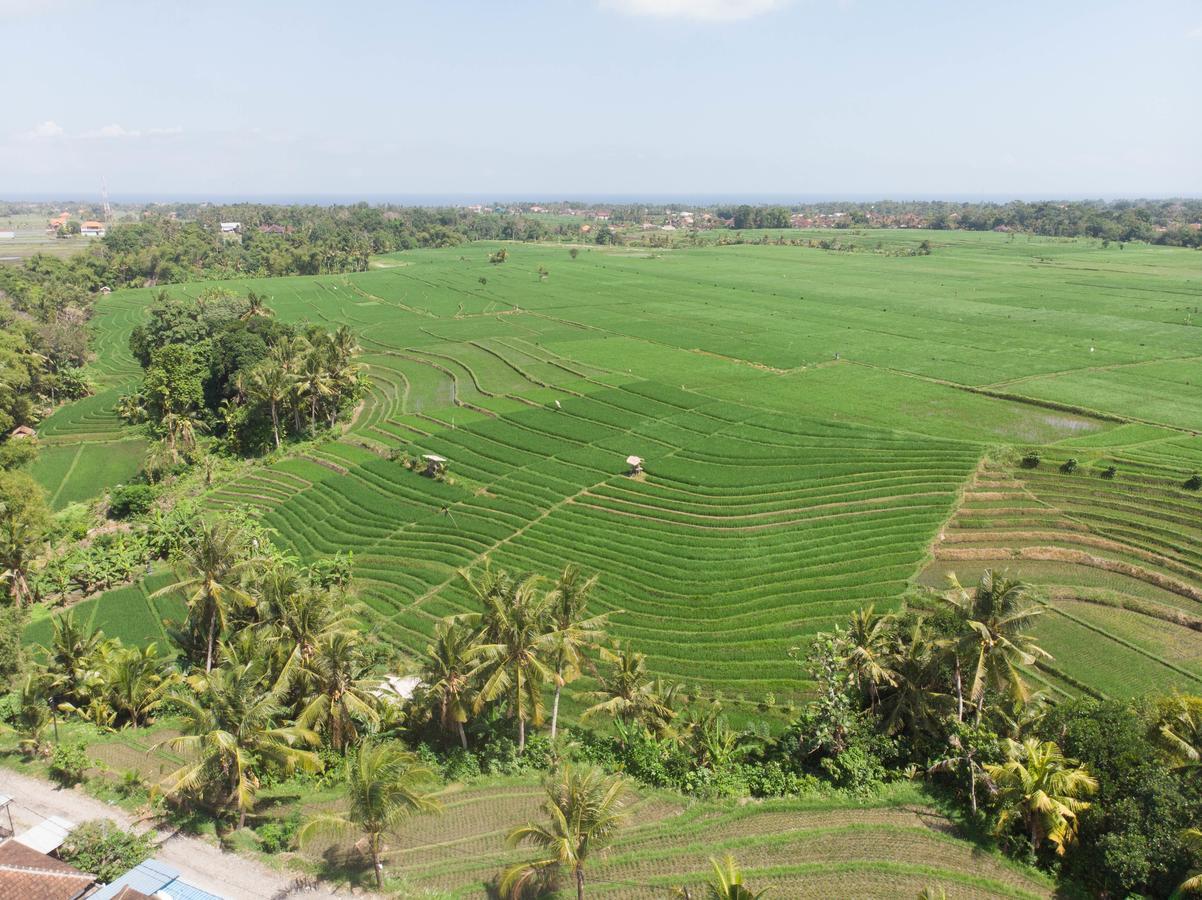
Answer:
(0, 769, 356, 900)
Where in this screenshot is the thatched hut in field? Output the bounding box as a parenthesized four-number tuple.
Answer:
(625, 455, 644, 476)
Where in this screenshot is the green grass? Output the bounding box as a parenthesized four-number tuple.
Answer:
(54, 231, 1202, 704)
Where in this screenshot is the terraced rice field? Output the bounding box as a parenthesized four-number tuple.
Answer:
(24, 570, 183, 651)
(920, 447, 1202, 698)
(310, 778, 1049, 899)
(57, 231, 1202, 705)
(27, 288, 150, 501)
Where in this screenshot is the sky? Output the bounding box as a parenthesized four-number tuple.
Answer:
(2, 0, 1201, 201)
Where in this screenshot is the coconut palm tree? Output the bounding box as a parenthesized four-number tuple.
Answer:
(41, 611, 105, 689)
(294, 351, 335, 433)
(418, 619, 485, 749)
(698, 855, 770, 899)
(103, 642, 178, 727)
(928, 722, 993, 815)
(330, 324, 360, 366)
(942, 570, 1051, 723)
(153, 518, 258, 672)
(877, 620, 946, 738)
(246, 362, 292, 450)
(546, 564, 607, 740)
(984, 737, 1098, 855)
(841, 604, 897, 713)
(296, 631, 380, 753)
(241, 290, 274, 320)
(501, 765, 627, 900)
(581, 642, 672, 732)
(0, 480, 48, 607)
(154, 661, 321, 829)
(261, 577, 357, 688)
(12, 672, 53, 756)
(299, 742, 441, 889)
(1178, 828, 1202, 895)
(159, 409, 206, 462)
(463, 566, 557, 752)
(1156, 693, 1202, 774)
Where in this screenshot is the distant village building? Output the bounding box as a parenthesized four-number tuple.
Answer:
(257, 224, 289, 234)
(79, 221, 106, 237)
(0, 231, 13, 240)
(219, 221, 241, 233)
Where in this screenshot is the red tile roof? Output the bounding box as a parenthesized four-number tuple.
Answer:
(0, 839, 94, 900)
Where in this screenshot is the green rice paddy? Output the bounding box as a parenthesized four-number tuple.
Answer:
(52, 230, 1202, 704)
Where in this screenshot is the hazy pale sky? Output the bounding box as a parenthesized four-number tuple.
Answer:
(3, 0, 1201, 199)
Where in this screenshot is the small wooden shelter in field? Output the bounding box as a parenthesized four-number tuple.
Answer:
(423, 454, 448, 477)
(9, 425, 35, 439)
(625, 454, 644, 476)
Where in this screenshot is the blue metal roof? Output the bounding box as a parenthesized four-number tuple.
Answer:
(89, 858, 225, 900)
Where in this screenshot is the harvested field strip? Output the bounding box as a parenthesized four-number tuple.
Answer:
(385, 778, 1050, 899)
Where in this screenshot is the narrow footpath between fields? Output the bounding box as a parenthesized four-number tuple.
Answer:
(1, 768, 366, 900)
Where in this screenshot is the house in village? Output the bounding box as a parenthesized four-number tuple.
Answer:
(80, 221, 106, 237)
(0, 838, 94, 900)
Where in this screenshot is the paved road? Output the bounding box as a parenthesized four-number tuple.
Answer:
(1, 769, 357, 900)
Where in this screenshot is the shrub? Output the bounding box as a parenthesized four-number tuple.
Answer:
(115, 769, 147, 799)
(256, 815, 300, 853)
(50, 503, 93, 542)
(1101, 465, 1118, 479)
(1060, 457, 1079, 474)
(1185, 474, 1202, 491)
(108, 484, 157, 519)
(439, 747, 483, 782)
(60, 819, 154, 883)
(1020, 450, 1041, 469)
(49, 741, 93, 786)
(744, 760, 818, 797)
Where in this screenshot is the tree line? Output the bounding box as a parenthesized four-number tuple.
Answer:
(120, 289, 364, 462)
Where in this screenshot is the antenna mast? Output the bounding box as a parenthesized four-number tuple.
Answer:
(101, 177, 112, 224)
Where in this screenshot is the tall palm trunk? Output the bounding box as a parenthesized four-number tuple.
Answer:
(456, 720, 468, 750)
(576, 863, 585, 900)
(206, 605, 217, 673)
(269, 403, 281, 450)
(371, 833, 385, 889)
(518, 715, 526, 754)
(954, 656, 964, 722)
(551, 677, 563, 740)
